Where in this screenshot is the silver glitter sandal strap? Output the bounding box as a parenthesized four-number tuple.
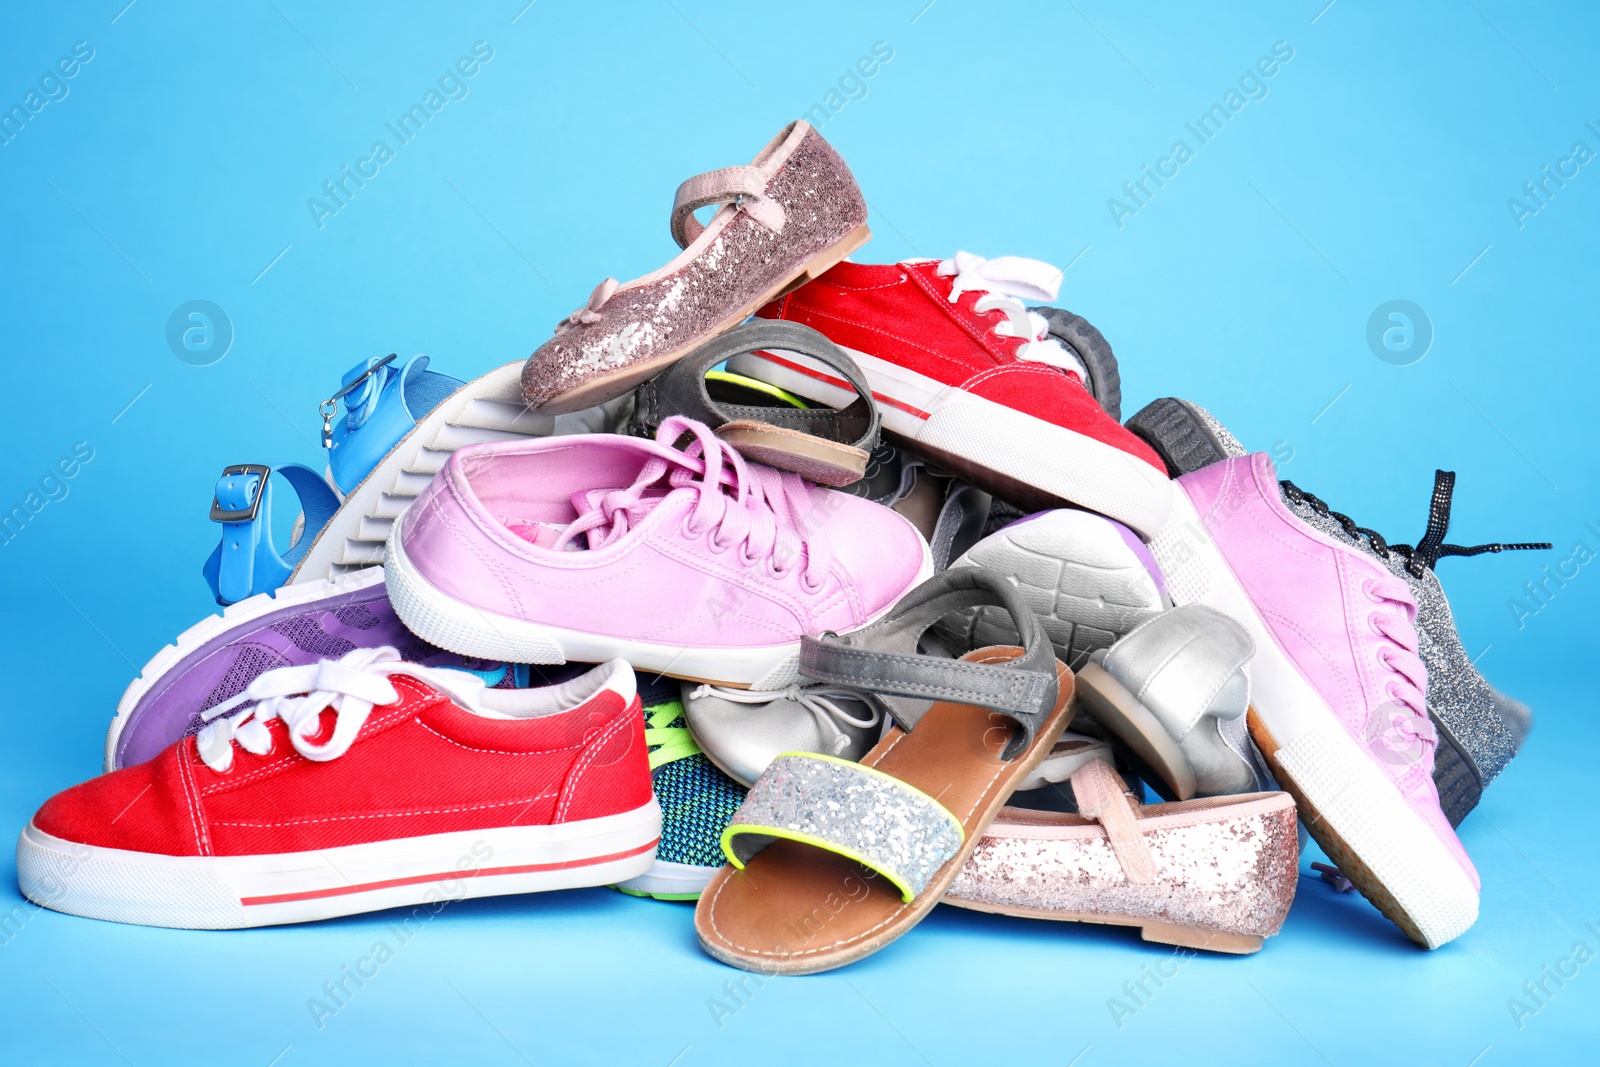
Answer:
(800, 567, 1059, 760)
(720, 753, 965, 902)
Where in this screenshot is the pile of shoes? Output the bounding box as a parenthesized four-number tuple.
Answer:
(18, 121, 1550, 972)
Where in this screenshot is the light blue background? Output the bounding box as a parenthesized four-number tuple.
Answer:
(2, 1, 1597, 1063)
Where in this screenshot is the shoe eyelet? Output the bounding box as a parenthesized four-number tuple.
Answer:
(801, 572, 825, 594)
(738, 547, 762, 568)
(680, 518, 702, 541)
(706, 530, 732, 554)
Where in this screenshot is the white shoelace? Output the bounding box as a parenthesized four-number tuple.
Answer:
(691, 683, 881, 755)
(936, 251, 1089, 380)
(194, 647, 485, 773)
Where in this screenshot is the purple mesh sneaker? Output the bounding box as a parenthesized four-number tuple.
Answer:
(1150, 452, 1479, 948)
(105, 569, 527, 771)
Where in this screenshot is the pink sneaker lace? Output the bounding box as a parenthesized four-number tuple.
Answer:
(1362, 574, 1435, 765)
(553, 416, 833, 591)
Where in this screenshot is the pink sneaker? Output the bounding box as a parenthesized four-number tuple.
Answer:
(385, 417, 932, 689)
(1149, 453, 1478, 948)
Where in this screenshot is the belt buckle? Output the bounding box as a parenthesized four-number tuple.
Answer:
(209, 463, 273, 523)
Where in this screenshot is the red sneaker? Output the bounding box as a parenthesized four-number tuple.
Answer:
(732, 252, 1173, 538)
(17, 648, 658, 929)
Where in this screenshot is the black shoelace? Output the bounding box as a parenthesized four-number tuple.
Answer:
(1280, 470, 1551, 578)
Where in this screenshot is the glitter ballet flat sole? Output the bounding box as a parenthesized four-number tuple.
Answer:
(945, 789, 1300, 954)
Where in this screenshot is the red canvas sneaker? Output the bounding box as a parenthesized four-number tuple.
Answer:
(17, 648, 658, 929)
(731, 252, 1174, 538)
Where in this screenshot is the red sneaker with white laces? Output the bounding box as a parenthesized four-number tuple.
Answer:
(732, 252, 1174, 538)
(16, 648, 658, 929)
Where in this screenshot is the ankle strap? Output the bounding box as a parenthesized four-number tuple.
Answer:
(201, 463, 340, 605)
(1071, 758, 1157, 883)
(799, 567, 1059, 760)
(670, 166, 786, 249)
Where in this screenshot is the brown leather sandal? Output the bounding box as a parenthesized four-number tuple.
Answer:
(693, 568, 1073, 975)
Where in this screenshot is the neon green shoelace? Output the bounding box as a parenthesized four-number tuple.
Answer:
(642, 701, 701, 771)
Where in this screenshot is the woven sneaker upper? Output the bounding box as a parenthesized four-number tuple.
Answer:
(637, 679, 746, 869)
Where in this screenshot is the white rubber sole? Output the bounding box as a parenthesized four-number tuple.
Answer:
(939, 509, 1168, 671)
(16, 802, 660, 930)
(103, 568, 387, 772)
(615, 859, 716, 900)
(288, 363, 622, 586)
(1147, 489, 1479, 948)
(729, 347, 1174, 539)
(383, 521, 934, 690)
(1018, 732, 1113, 791)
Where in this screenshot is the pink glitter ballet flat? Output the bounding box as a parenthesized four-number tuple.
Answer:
(523, 120, 871, 415)
(947, 759, 1300, 954)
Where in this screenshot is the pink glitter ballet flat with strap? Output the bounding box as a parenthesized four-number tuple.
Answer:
(523, 120, 871, 415)
(946, 758, 1300, 954)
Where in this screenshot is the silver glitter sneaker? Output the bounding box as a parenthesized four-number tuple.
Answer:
(1126, 397, 1551, 825)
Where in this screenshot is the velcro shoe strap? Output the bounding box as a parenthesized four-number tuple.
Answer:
(800, 567, 1059, 759)
(1070, 758, 1157, 883)
(721, 753, 964, 902)
(800, 639, 1052, 723)
(670, 165, 786, 249)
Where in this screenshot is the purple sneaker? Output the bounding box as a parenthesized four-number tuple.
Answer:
(105, 569, 526, 771)
(1150, 453, 1479, 948)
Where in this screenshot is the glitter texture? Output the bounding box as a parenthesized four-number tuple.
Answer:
(948, 796, 1299, 938)
(724, 754, 963, 899)
(523, 124, 867, 408)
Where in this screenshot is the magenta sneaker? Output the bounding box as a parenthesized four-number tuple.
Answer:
(1149, 453, 1478, 948)
(385, 417, 932, 688)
